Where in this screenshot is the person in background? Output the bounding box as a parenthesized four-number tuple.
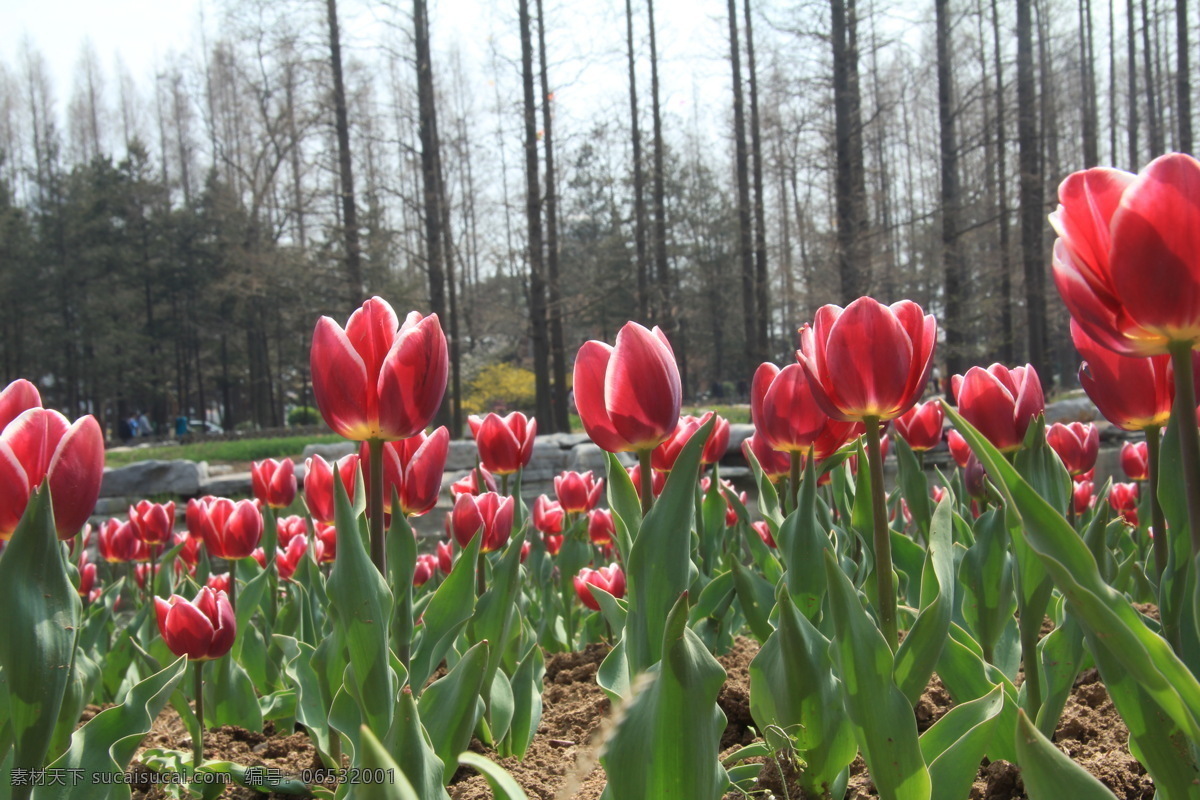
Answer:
(138, 411, 153, 437)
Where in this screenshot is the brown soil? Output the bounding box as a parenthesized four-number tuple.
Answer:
(123, 638, 1153, 800)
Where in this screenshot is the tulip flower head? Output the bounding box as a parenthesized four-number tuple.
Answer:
(587, 508, 615, 546)
(451, 467, 498, 497)
(310, 297, 449, 441)
(892, 400, 945, 452)
(129, 500, 176, 546)
(437, 540, 454, 573)
(1074, 480, 1096, 515)
(0, 378, 42, 430)
(276, 515, 308, 547)
(206, 573, 232, 594)
(573, 321, 682, 453)
(195, 497, 263, 561)
(752, 520, 777, 549)
(413, 554, 438, 587)
(1045, 422, 1100, 477)
(468, 412, 537, 475)
(98, 517, 142, 563)
(315, 522, 337, 562)
(554, 470, 604, 513)
(1051, 155, 1200, 356)
(251, 458, 298, 509)
(359, 427, 449, 517)
(175, 531, 203, 567)
(532, 495, 565, 535)
(451, 492, 515, 553)
(574, 564, 627, 611)
(155, 587, 236, 661)
(652, 412, 730, 470)
(750, 362, 860, 458)
(304, 453, 359, 524)
(77, 553, 97, 599)
(1121, 441, 1150, 481)
(797, 298, 937, 423)
(1109, 482, 1140, 525)
(626, 464, 666, 501)
(0, 403, 104, 541)
(276, 534, 322, 581)
(952, 364, 1045, 453)
(741, 433, 791, 480)
(1072, 321, 1175, 431)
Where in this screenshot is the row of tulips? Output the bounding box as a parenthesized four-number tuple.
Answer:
(6, 153, 1200, 800)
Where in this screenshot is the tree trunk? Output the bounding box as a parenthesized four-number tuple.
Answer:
(625, 0, 649, 324)
(1017, 0, 1048, 381)
(1079, 0, 1099, 166)
(1127, 0, 1140, 166)
(990, 0, 1015, 362)
(743, 0, 769, 362)
(727, 0, 756, 373)
(413, 0, 453, 430)
(536, 0, 569, 433)
(648, 0, 674, 356)
(1178, 0, 1193, 152)
(1140, 0, 1162, 155)
(520, 0, 552, 426)
(831, 0, 869, 303)
(325, 0, 363, 305)
(936, 0, 965, 384)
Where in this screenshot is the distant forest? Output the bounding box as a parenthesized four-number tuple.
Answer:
(0, 0, 1193, 437)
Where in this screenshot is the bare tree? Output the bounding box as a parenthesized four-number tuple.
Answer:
(625, 0, 649, 324)
(1017, 0, 1048, 380)
(325, 0, 363, 303)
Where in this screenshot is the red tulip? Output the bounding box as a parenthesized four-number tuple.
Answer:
(892, 400, 944, 452)
(450, 467, 497, 497)
(701, 477, 746, 527)
(413, 554, 438, 587)
(1051, 155, 1200, 356)
(1121, 441, 1150, 481)
(651, 412, 729, 471)
(206, 573, 232, 594)
(1109, 482, 1140, 525)
(554, 471, 604, 513)
(437, 540, 454, 573)
(543, 533, 563, 555)
(360, 427, 449, 517)
(797, 298, 936, 423)
(97, 518, 142, 563)
(304, 453, 359, 524)
(626, 464, 666, 501)
(0, 406, 104, 540)
(195, 497, 263, 560)
(451, 492, 515, 553)
(468, 412, 536, 475)
(251, 458, 298, 509)
(964, 453, 989, 499)
(77, 553, 97, 598)
(276, 534, 321, 581)
(574, 565, 627, 611)
(315, 522, 337, 562)
(952, 364, 1045, 453)
(587, 508, 615, 546)
(1045, 422, 1100, 477)
(1072, 321, 1175, 431)
(155, 587, 236, 661)
(946, 429, 972, 468)
(1073, 480, 1096, 514)
(310, 297, 448, 441)
(129, 500, 176, 546)
(135, 564, 158, 589)
(175, 531, 203, 567)
(532, 495, 565, 535)
(0, 378, 41, 430)
(752, 520, 777, 548)
(750, 363, 859, 457)
(931, 485, 949, 504)
(741, 433, 791, 480)
(276, 515, 308, 546)
(573, 321, 681, 453)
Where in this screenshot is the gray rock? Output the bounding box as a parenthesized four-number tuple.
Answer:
(726, 424, 755, 456)
(201, 472, 253, 497)
(445, 440, 480, 471)
(101, 460, 209, 497)
(540, 432, 591, 449)
(569, 443, 635, 472)
(1044, 396, 1100, 424)
(92, 496, 133, 517)
(301, 442, 356, 462)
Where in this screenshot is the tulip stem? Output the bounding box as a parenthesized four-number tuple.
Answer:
(367, 438, 386, 574)
(1169, 343, 1200, 557)
(228, 561, 238, 609)
(638, 449, 654, 517)
(1145, 426, 1169, 579)
(502, 473, 510, 497)
(788, 452, 802, 515)
(865, 418, 898, 651)
(193, 660, 205, 769)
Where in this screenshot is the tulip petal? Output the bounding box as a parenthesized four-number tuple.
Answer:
(0, 442, 31, 537)
(822, 299, 913, 419)
(311, 316, 372, 440)
(47, 415, 104, 539)
(376, 313, 448, 440)
(0, 379, 41, 431)
(573, 340, 627, 452)
(606, 323, 681, 450)
(165, 598, 217, 660)
(344, 297, 400, 383)
(207, 591, 236, 659)
(1111, 154, 1200, 342)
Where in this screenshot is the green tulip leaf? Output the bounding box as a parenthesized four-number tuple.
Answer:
(418, 640, 489, 783)
(409, 533, 480, 694)
(920, 684, 1006, 800)
(1014, 710, 1118, 800)
(895, 497, 955, 705)
(457, 752, 528, 800)
(356, 725, 420, 800)
(385, 689, 448, 800)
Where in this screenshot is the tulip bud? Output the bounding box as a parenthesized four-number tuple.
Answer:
(251, 458, 298, 509)
(155, 587, 236, 661)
